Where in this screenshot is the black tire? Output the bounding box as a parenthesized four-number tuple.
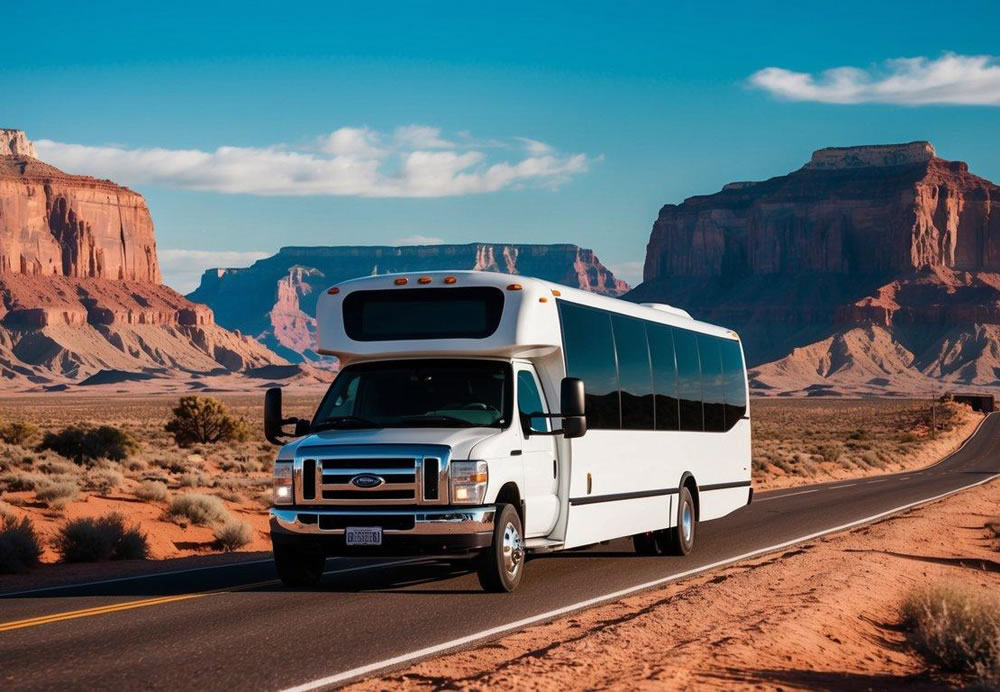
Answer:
(273, 542, 326, 587)
(662, 486, 696, 556)
(632, 531, 663, 555)
(476, 504, 525, 592)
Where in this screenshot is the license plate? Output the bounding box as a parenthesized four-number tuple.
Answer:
(345, 527, 383, 546)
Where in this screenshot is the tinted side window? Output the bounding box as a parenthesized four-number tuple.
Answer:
(647, 323, 679, 430)
(612, 316, 654, 430)
(559, 302, 620, 429)
(674, 329, 703, 431)
(517, 370, 550, 433)
(699, 335, 725, 432)
(721, 339, 747, 429)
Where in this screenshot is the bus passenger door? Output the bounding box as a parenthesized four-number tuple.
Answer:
(515, 365, 559, 537)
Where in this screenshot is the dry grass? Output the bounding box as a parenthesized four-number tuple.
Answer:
(0, 515, 43, 573)
(902, 581, 1000, 685)
(134, 480, 168, 502)
(213, 519, 254, 552)
(53, 513, 149, 562)
(168, 493, 229, 526)
(752, 399, 979, 488)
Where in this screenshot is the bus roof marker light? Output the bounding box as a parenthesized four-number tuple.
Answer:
(417, 276, 432, 284)
(551, 289, 561, 297)
(394, 277, 409, 286)
(443, 276, 457, 284)
(507, 283, 523, 291)
(539, 297, 549, 303)
(326, 287, 340, 295)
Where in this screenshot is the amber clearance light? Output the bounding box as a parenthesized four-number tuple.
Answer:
(443, 276, 457, 284)
(417, 276, 432, 284)
(394, 277, 409, 286)
(326, 286, 340, 295)
(506, 283, 523, 291)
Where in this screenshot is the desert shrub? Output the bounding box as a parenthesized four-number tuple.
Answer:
(168, 493, 228, 526)
(53, 513, 149, 562)
(898, 432, 919, 443)
(0, 471, 46, 492)
(0, 501, 14, 521)
(849, 428, 871, 441)
(177, 472, 211, 488)
(0, 421, 40, 446)
(987, 518, 1000, 539)
(122, 458, 148, 473)
(813, 443, 841, 462)
(37, 458, 79, 476)
(213, 519, 253, 551)
(39, 425, 139, 463)
(165, 396, 251, 447)
(134, 480, 168, 502)
(85, 468, 124, 494)
(35, 480, 80, 508)
(902, 581, 1000, 683)
(0, 515, 43, 574)
(214, 489, 244, 503)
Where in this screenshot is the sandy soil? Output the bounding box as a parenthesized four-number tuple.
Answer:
(353, 478, 1000, 691)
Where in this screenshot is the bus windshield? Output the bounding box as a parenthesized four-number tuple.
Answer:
(312, 359, 512, 430)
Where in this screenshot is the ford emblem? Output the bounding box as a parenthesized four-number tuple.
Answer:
(351, 474, 384, 489)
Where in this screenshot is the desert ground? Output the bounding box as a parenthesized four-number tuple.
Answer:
(0, 393, 979, 572)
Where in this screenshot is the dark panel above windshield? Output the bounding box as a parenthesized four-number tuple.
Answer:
(343, 287, 505, 341)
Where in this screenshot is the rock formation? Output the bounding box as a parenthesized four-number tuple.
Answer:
(0, 130, 284, 387)
(189, 243, 628, 362)
(630, 142, 1000, 394)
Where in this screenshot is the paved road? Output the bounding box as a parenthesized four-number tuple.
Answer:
(2, 413, 998, 691)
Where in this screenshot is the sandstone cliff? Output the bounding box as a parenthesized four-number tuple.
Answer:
(189, 243, 628, 362)
(631, 142, 1000, 394)
(0, 130, 285, 388)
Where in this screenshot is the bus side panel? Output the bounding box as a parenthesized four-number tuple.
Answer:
(561, 421, 751, 549)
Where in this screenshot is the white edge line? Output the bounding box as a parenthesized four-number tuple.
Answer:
(830, 483, 856, 489)
(281, 470, 1000, 692)
(755, 488, 819, 502)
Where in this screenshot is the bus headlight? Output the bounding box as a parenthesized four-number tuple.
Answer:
(273, 463, 293, 505)
(450, 461, 488, 504)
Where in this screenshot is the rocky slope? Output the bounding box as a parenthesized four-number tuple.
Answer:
(189, 243, 628, 362)
(0, 129, 284, 388)
(630, 142, 1000, 395)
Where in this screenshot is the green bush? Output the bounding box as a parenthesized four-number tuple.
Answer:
(168, 494, 229, 526)
(0, 421, 40, 446)
(134, 480, 168, 502)
(54, 513, 149, 562)
(902, 581, 1000, 683)
(0, 515, 43, 574)
(213, 519, 253, 552)
(38, 425, 139, 463)
(165, 396, 251, 447)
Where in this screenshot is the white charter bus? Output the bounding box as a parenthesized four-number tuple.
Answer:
(266, 271, 751, 591)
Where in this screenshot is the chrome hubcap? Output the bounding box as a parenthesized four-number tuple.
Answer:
(501, 521, 524, 578)
(682, 503, 693, 543)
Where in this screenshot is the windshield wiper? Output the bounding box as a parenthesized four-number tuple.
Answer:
(311, 416, 383, 431)
(395, 415, 482, 428)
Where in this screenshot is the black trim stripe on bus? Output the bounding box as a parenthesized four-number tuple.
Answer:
(569, 480, 752, 506)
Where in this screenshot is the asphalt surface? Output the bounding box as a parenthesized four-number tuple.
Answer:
(2, 412, 998, 691)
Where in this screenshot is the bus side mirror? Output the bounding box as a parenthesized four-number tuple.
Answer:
(264, 387, 285, 445)
(560, 377, 587, 439)
(266, 387, 309, 445)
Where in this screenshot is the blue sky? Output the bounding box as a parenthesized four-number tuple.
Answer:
(4, 1, 1000, 291)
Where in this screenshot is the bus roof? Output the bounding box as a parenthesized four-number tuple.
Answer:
(315, 271, 738, 364)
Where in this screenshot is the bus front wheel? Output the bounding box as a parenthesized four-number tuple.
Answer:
(477, 504, 525, 592)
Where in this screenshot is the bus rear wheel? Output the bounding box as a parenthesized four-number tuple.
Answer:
(663, 487, 696, 556)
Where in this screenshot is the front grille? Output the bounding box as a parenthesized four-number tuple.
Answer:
(295, 445, 450, 506)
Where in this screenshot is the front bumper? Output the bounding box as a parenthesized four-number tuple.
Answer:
(269, 506, 496, 556)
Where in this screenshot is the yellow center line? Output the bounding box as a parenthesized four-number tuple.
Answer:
(0, 579, 278, 634)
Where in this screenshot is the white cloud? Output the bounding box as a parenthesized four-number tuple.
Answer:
(159, 249, 270, 294)
(609, 261, 644, 287)
(34, 126, 591, 198)
(392, 235, 444, 245)
(515, 137, 554, 155)
(748, 53, 1000, 105)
